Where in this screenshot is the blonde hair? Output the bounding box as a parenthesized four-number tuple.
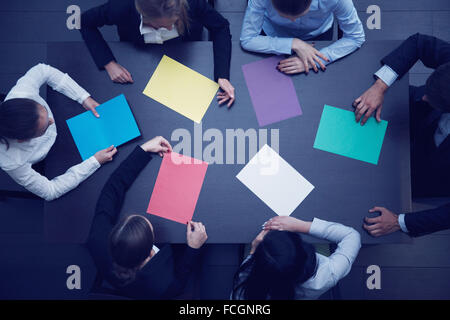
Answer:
(135, 0, 190, 35)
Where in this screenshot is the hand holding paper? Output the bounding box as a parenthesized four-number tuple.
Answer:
(94, 145, 117, 165)
(66, 94, 141, 160)
(82, 97, 100, 118)
(313, 105, 388, 165)
(141, 136, 173, 157)
(147, 152, 208, 224)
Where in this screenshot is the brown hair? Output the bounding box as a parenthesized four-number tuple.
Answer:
(135, 0, 190, 35)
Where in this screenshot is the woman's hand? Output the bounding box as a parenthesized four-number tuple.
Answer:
(94, 145, 118, 165)
(217, 78, 235, 108)
(140, 136, 172, 157)
(291, 38, 329, 74)
(263, 216, 311, 233)
(278, 56, 309, 74)
(82, 97, 100, 118)
(104, 61, 134, 84)
(186, 221, 208, 249)
(250, 230, 269, 254)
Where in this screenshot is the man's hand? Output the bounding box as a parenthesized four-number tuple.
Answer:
(140, 136, 172, 157)
(217, 78, 235, 108)
(186, 221, 208, 249)
(104, 61, 134, 84)
(82, 97, 100, 118)
(94, 145, 118, 165)
(291, 38, 329, 74)
(363, 206, 400, 237)
(353, 79, 388, 125)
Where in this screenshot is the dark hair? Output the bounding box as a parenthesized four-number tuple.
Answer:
(272, 0, 312, 16)
(109, 215, 155, 286)
(135, 0, 190, 35)
(426, 62, 450, 112)
(0, 98, 40, 149)
(232, 231, 317, 300)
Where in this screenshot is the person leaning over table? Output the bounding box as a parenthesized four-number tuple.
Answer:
(0, 64, 117, 201)
(80, 0, 235, 107)
(240, 0, 365, 75)
(353, 33, 450, 198)
(231, 216, 361, 300)
(87, 136, 208, 299)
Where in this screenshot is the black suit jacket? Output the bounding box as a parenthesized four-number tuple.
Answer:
(381, 33, 450, 151)
(382, 33, 450, 196)
(382, 34, 450, 234)
(404, 203, 450, 237)
(80, 0, 231, 81)
(87, 146, 201, 299)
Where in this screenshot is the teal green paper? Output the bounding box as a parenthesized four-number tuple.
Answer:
(66, 94, 141, 160)
(313, 105, 388, 165)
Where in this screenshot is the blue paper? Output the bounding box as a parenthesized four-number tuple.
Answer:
(66, 94, 141, 160)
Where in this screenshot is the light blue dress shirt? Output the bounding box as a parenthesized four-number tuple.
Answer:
(240, 0, 365, 64)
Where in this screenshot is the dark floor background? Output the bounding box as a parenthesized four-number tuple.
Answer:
(0, 0, 449, 299)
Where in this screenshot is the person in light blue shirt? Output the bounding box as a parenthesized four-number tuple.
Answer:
(240, 0, 365, 75)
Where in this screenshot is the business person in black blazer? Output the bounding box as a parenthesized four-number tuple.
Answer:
(353, 33, 450, 198)
(87, 136, 208, 299)
(80, 0, 235, 107)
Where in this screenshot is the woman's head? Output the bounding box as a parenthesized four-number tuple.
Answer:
(135, 0, 189, 34)
(272, 0, 312, 20)
(424, 62, 450, 113)
(110, 214, 155, 285)
(237, 231, 316, 300)
(0, 98, 53, 148)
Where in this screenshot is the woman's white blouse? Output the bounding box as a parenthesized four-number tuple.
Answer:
(234, 218, 361, 300)
(0, 63, 101, 201)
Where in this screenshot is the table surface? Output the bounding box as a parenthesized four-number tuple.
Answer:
(44, 40, 411, 244)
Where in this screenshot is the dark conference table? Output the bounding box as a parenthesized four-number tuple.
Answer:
(44, 40, 411, 244)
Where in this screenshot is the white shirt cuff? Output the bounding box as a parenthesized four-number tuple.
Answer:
(398, 214, 409, 233)
(374, 65, 398, 87)
(87, 155, 101, 169)
(308, 217, 327, 237)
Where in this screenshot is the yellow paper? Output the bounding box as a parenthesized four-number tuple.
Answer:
(143, 55, 219, 123)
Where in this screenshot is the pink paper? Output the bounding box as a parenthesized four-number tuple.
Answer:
(147, 152, 208, 224)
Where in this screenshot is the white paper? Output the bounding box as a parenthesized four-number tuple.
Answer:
(236, 144, 314, 216)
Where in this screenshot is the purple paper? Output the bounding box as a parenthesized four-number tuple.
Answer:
(242, 56, 303, 127)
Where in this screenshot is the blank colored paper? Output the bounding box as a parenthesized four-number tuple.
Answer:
(236, 144, 314, 216)
(143, 55, 219, 123)
(147, 152, 208, 224)
(313, 105, 388, 165)
(66, 94, 141, 160)
(242, 56, 302, 127)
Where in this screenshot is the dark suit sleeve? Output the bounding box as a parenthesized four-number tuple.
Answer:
(404, 203, 450, 237)
(191, 0, 232, 81)
(80, 1, 118, 69)
(381, 33, 450, 79)
(86, 146, 152, 281)
(162, 246, 202, 298)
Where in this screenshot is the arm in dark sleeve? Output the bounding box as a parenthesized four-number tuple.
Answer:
(79, 1, 117, 69)
(86, 146, 152, 279)
(191, 0, 232, 81)
(162, 246, 202, 298)
(381, 33, 450, 78)
(404, 203, 450, 237)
